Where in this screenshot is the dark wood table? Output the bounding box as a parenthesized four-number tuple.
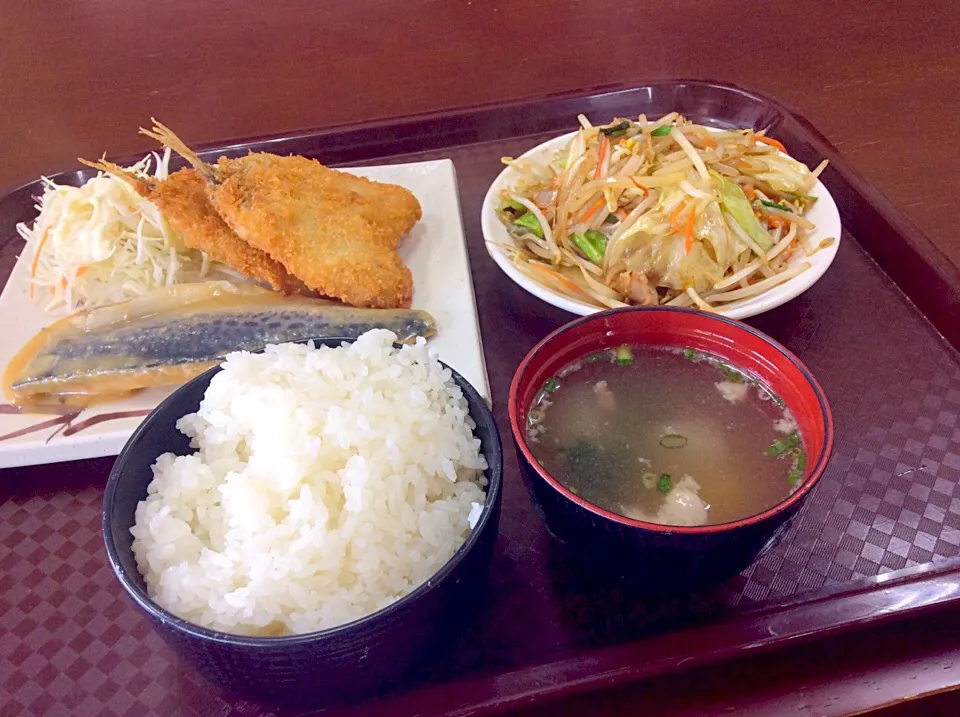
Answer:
(3, 1, 960, 715)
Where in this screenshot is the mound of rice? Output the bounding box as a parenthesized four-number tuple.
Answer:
(130, 330, 488, 636)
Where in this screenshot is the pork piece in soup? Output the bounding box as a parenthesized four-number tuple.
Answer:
(525, 346, 805, 527)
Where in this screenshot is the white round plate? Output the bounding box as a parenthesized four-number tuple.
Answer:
(481, 130, 842, 319)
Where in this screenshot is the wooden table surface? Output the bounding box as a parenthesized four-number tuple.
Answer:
(3, 1, 959, 715)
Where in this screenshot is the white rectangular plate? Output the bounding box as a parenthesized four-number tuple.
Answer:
(0, 158, 488, 469)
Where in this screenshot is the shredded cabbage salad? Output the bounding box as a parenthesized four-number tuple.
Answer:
(495, 112, 835, 311)
(17, 150, 220, 313)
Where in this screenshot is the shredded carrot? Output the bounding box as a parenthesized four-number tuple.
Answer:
(528, 262, 594, 301)
(29, 229, 50, 299)
(696, 130, 718, 149)
(767, 217, 785, 229)
(743, 184, 757, 200)
(616, 208, 628, 221)
(595, 134, 609, 180)
(757, 136, 787, 154)
(684, 206, 697, 253)
(580, 197, 606, 223)
(630, 178, 650, 197)
(670, 200, 688, 233)
(52, 265, 90, 296)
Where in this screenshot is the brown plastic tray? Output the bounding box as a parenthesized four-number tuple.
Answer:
(3, 81, 960, 717)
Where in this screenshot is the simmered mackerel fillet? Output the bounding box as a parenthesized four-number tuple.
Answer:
(3, 281, 437, 408)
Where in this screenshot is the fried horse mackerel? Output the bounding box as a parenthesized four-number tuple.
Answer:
(140, 120, 423, 309)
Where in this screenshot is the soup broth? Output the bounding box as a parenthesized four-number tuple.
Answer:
(526, 346, 805, 527)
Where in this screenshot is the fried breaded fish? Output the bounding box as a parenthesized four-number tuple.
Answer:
(79, 158, 298, 294)
(140, 120, 422, 309)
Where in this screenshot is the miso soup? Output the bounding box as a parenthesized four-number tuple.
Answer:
(525, 346, 805, 527)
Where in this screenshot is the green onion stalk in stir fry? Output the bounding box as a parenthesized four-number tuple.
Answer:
(495, 113, 835, 311)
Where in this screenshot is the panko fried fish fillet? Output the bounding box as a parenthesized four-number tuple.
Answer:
(212, 155, 416, 307)
(216, 153, 422, 248)
(79, 159, 298, 294)
(141, 120, 421, 309)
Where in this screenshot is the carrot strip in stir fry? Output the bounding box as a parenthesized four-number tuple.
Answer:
(756, 136, 788, 153)
(684, 206, 697, 254)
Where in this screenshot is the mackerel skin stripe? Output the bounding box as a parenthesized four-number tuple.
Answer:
(19, 305, 436, 381)
(4, 281, 437, 407)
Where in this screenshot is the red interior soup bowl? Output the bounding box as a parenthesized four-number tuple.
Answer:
(508, 306, 833, 589)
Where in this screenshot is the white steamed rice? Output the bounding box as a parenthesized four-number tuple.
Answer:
(130, 329, 488, 636)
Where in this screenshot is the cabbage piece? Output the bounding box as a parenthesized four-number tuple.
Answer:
(712, 171, 773, 252)
(697, 201, 740, 270)
(623, 231, 724, 294)
(752, 154, 812, 194)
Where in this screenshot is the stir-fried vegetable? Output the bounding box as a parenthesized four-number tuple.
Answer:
(601, 120, 631, 137)
(17, 151, 232, 313)
(714, 171, 773, 252)
(495, 112, 833, 311)
(761, 199, 790, 211)
(513, 212, 544, 239)
(571, 229, 608, 264)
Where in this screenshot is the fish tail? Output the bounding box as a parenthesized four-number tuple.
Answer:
(140, 118, 216, 183)
(78, 156, 153, 195)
